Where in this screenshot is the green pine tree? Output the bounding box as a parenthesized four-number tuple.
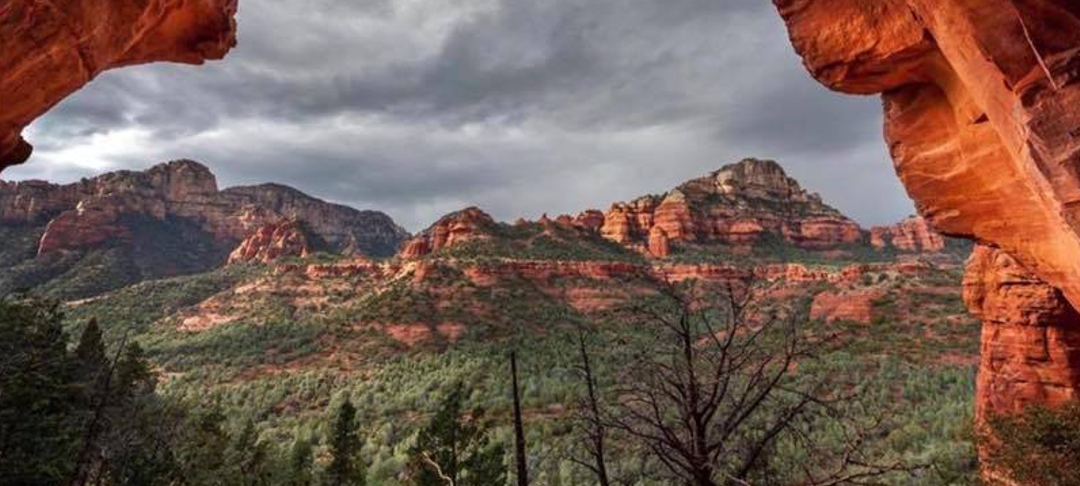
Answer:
(407, 383, 507, 486)
(0, 296, 80, 485)
(230, 419, 270, 486)
(325, 398, 364, 486)
(288, 434, 315, 486)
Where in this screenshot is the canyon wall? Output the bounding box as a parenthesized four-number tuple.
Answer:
(772, 0, 1080, 417)
(0, 0, 238, 171)
(1, 160, 408, 257)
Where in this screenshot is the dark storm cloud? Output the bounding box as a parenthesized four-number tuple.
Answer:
(12, 0, 914, 231)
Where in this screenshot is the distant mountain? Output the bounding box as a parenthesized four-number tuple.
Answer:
(397, 158, 959, 262)
(0, 160, 408, 299)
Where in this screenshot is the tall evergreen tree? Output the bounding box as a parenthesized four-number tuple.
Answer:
(74, 319, 108, 381)
(230, 419, 270, 486)
(325, 398, 364, 486)
(407, 384, 506, 486)
(287, 434, 315, 486)
(0, 296, 80, 485)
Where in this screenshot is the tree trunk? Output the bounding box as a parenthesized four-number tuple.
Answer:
(511, 351, 528, 486)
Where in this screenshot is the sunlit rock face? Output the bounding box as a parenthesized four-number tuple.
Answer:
(397, 207, 497, 258)
(773, 0, 1080, 416)
(870, 216, 946, 253)
(0, 0, 239, 171)
(964, 245, 1080, 418)
(228, 221, 312, 264)
(598, 158, 863, 251)
(3, 160, 408, 257)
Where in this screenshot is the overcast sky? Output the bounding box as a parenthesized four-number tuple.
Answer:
(8, 0, 914, 232)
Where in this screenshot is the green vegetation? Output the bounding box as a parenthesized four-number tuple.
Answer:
(979, 401, 1080, 486)
(405, 383, 507, 486)
(0, 216, 234, 301)
(434, 222, 645, 263)
(0, 223, 982, 485)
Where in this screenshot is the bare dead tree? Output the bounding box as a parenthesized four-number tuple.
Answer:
(602, 278, 913, 486)
(69, 330, 130, 486)
(569, 324, 612, 486)
(510, 350, 529, 486)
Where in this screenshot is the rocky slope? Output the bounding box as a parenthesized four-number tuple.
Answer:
(399, 159, 953, 262)
(772, 0, 1080, 426)
(1, 159, 407, 257)
(227, 221, 314, 264)
(870, 216, 947, 253)
(0, 0, 238, 171)
(0, 160, 407, 299)
(596, 158, 863, 252)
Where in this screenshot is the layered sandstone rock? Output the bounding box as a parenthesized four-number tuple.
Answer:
(810, 289, 885, 324)
(773, 0, 1080, 428)
(599, 159, 863, 251)
(0, 0, 239, 171)
(870, 216, 947, 253)
(397, 207, 496, 258)
(647, 226, 671, 257)
(3, 160, 408, 257)
(773, 0, 1080, 308)
(228, 221, 312, 264)
(572, 210, 606, 232)
(965, 246, 1080, 418)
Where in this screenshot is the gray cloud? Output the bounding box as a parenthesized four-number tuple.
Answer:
(10, 0, 914, 231)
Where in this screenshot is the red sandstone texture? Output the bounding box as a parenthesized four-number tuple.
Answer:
(810, 289, 885, 324)
(228, 221, 312, 264)
(870, 216, 946, 253)
(0, 0, 239, 171)
(598, 159, 863, 251)
(964, 245, 1080, 419)
(3, 160, 408, 257)
(397, 207, 495, 258)
(773, 0, 1080, 420)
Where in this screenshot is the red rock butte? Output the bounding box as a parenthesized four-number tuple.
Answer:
(0, 0, 239, 171)
(772, 0, 1080, 418)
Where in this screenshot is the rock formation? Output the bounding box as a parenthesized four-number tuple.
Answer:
(964, 245, 1080, 418)
(397, 207, 496, 258)
(599, 159, 863, 251)
(228, 221, 312, 264)
(647, 226, 671, 257)
(810, 289, 885, 324)
(772, 0, 1080, 424)
(0, 0, 239, 172)
(2, 160, 408, 257)
(870, 216, 947, 253)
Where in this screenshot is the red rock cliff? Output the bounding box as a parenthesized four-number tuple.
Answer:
(599, 158, 863, 251)
(870, 216, 947, 253)
(964, 245, 1080, 418)
(0, 0, 239, 171)
(398, 207, 496, 258)
(773, 0, 1080, 424)
(4, 160, 408, 257)
(228, 221, 312, 264)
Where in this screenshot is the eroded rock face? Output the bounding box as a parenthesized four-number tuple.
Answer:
(774, 0, 1080, 307)
(647, 226, 671, 257)
(397, 207, 495, 258)
(228, 221, 312, 264)
(870, 216, 947, 253)
(964, 245, 1080, 418)
(0, 0, 239, 171)
(810, 289, 885, 324)
(599, 158, 863, 250)
(3, 160, 408, 257)
(773, 0, 1080, 419)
